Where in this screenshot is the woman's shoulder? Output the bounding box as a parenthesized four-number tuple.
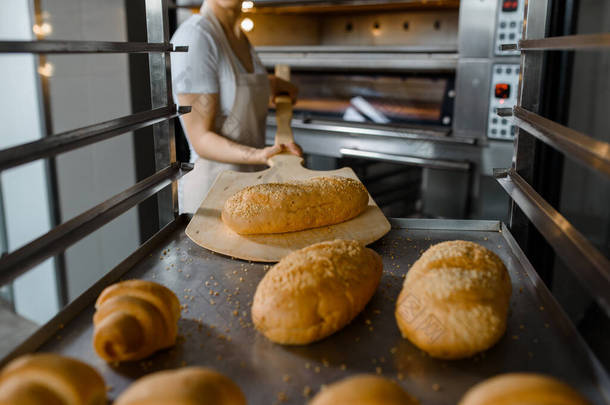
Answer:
(172, 14, 217, 45)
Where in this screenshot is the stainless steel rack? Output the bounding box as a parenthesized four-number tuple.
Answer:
(0, 0, 191, 320)
(500, 32, 610, 51)
(496, 3, 610, 319)
(0, 1, 609, 404)
(5, 216, 610, 404)
(0, 40, 188, 54)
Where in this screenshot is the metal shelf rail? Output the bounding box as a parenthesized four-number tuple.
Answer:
(501, 32, 610, 51)
(0, 0, 191, 303)
(496, 4, 610, 315)
(0, 40, 188, 54)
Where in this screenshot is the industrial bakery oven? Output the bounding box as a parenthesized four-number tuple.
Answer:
(171, 0, 526, 220)
(1, 0, 610, 404)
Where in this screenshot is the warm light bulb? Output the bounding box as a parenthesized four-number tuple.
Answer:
(241, 1, 254, 11)
(33, 22, 52, 37)
(38, 62, 54, 77)
(241, 18, 254, 32)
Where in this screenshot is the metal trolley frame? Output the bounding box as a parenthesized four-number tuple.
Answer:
(0, 0, 192, 288)
(0, 1, 609, 404)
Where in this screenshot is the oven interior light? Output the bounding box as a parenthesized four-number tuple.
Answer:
(242, 1, 254, 11)
(241, 18, 254, 32)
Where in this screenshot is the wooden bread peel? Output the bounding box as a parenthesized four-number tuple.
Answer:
(185, 65, 391, 262)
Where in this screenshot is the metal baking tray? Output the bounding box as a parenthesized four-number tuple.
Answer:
(5, 215, 609, 404)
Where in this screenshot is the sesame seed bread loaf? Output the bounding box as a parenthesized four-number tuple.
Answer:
(459, 373, 591, 405)
(395, 240, 512, 359)
(309, 375, 419, 405)
(252, 239, 383, 345)
(221, 176, 369, 235)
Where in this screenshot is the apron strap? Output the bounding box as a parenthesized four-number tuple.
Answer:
(201, 6, 247, 77)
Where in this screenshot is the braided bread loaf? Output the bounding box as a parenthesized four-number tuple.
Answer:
(0, 353, 106, 405)
(459, 373, 591, 405)
(309, 375, 419, 405)
(115, 367, 246, 405)
(93, 280, 180, 362)
(395, 240, 511, 359)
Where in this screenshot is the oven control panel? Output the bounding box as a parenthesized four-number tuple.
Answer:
(488, 64, 519, 140)
(495, 0, 524, 56)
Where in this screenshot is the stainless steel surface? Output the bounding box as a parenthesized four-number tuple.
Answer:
(17, 216, 608, 404)
(496, 107, 513, 116)
(0, 40, 186, 54)
(0, 216, 187, 366)
(516, 33, 610, 50)
(495, 168, 610, 316)
(511, 106, 610, 178)
(487, 63, 520, 141)
(0, 163, 193, 287)
(340, 148, 470, 171)
(0, 106, 190, 172)
(272, 117, 472, 144)
(241, 0, 457, 6)
(257, 51, 458, 71)
(500, 43, 519, 51)
(453, 59, 492, 140)
(256, 45, 458, 53)
(494, 0, 524, 56)
(480, 139, 513, 176)
(457, 0, 497, 58)
(147, 0, 179, 225)
(265, 119, 481, 164)
(246, 10, 458, 48)
(509, 0, 549, 242)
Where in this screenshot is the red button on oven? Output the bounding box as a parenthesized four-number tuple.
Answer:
(495, 83, 511, 99)
(502, 0, 518, 12)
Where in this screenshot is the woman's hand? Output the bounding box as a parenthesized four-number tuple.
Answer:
(269, 75, 298, 104)
(253, 142, 303, 165)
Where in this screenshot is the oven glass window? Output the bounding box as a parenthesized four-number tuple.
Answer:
(275, 72, 450, 127)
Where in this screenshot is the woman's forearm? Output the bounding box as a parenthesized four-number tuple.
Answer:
(189, 128, 263, 165)
(178, 92, 264, 165)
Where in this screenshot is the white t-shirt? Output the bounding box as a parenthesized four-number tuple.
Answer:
(170, 14, 266, 163)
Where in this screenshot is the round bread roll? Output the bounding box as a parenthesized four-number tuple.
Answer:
(0, 353, 106, 405)
(395, 240, 511, 359)
(459, 373, 591, 405)
(114, 367, 245, 405)
(309, 374, 419, 405)
(252, 239, 383, 345)
(93, 280, 181, 363)
(221, 176, 369, 234)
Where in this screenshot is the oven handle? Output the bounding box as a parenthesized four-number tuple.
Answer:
(339, 148, 471, 171)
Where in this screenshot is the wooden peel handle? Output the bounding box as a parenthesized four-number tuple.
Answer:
(274, 64, 294, 146)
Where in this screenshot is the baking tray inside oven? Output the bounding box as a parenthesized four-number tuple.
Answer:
(7, 215, 609, 404)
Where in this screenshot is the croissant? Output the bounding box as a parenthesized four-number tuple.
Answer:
(93, 280, 180, 362)
(309, 374, 419, 405)
(459, 373, 591, 405)
(0, 353, 106, 405)
(395, 240, 512, 359)
(115, 367, 246, 405)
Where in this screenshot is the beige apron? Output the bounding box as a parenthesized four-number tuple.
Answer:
(179, 8, 270, 214)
